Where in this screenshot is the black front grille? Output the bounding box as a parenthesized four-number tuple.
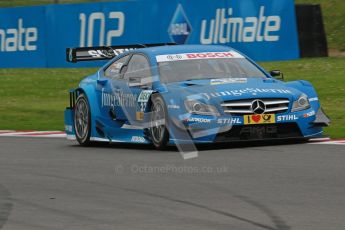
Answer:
(215, 123, 302, 142)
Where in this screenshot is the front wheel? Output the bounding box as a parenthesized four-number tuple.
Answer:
(149, 95, 169, 149)
(74, 93, 92, 146)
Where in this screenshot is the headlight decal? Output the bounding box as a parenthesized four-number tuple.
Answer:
(184, 99, 220, 116)
(291, 94, 311, 112)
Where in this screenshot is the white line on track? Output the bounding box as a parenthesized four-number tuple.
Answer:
(0, 130, 344, 145)
(0, 130, 66, 138)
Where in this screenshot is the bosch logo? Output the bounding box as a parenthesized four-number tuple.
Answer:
(168, 4, 192, 44)
(251, 99, 266, 114)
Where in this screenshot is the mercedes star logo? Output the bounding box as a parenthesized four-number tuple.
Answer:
(251, 99, 266, 114)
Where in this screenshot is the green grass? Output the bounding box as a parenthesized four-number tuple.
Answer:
(0, 0, 124, 7)
(0, 57, 344, 137)
(0, 0, 99, 7)
(0, 68, 95, 130)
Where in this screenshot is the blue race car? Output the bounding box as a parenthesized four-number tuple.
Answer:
(64, 44, 330, 149)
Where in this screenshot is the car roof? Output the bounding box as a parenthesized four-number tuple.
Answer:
(136, 44, 233, 56)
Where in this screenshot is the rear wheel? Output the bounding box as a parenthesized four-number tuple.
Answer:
(150, 95, 169, 149)
(74, 93, 91, 146)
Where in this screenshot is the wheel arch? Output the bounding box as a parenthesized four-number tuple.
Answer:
(73, 85, 100, 139)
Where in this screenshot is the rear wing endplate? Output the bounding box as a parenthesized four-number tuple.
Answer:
(66, 43, 176, 63)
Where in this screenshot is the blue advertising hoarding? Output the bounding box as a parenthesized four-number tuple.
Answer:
(0, 0, 299, 68)
(0, 6, 47, 67)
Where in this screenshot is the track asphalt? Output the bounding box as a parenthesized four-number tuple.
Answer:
(0, 136, 344, 230)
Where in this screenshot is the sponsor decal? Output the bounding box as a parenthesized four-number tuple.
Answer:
(200, 6, 281, 44)
(135, 90, 153, 120)
(303, 110, 316, 118)
(88, 48, 134, 59)
(168, 104, 180, 109)
(137, 90, 153, 102)
(217, 118, 241, 125)
(87, 49, 115, 59)
(210, 78, 247, 85)
(185, 117, 212, 123)
(168, 4, 192, 44)
(156, 51, 243, 62)
(185, 52, 242, 59)
(136, 111, 144, 121)
(240, 126, 277, 135)
(308, 97, 318, 102)
(65, 125, 73, 132)
(0, 18, 38, 52)
(277, 114, 298, 122)
(202, 88, 292, 99)
(244, 114, 275, 125)
(131, 136, 146, 143)
(101, 88, 137, 108)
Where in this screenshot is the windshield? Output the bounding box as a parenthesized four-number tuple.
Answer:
(158, 57, 267, 83)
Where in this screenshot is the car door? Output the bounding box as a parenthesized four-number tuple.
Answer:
(121, 54, 153, 123)
(98, 53, 153, 124)
(97, 54, 131, 124)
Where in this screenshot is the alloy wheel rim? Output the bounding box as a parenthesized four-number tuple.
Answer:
(151, 102, 165, 143)
(75, 99, 88, 139)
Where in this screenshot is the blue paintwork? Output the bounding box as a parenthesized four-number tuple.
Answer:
(64, 45, 325, 144)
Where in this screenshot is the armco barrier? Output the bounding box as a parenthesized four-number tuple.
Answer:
(0, 0, 299, 68)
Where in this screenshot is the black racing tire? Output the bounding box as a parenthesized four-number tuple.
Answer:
(149, 95, 169, 149)
(74, 93, 92, 146)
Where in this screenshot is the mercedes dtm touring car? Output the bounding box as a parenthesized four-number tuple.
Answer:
(64, 44, 330, 149)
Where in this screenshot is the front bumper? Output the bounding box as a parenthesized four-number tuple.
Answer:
(169, 107, 330, 144)
(311, 108, 331, 127)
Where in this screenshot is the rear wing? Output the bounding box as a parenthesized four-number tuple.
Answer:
(66, 43, 176, 63)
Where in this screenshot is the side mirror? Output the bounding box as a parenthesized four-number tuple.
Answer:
(270, 70, 284, 81)
(119, 64, 128, 78)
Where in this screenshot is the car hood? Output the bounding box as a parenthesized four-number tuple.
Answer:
(163, 78, 303, 102)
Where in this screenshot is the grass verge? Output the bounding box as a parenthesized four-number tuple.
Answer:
(0, 68, 95, 130)
(0, 57, 344, 137)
